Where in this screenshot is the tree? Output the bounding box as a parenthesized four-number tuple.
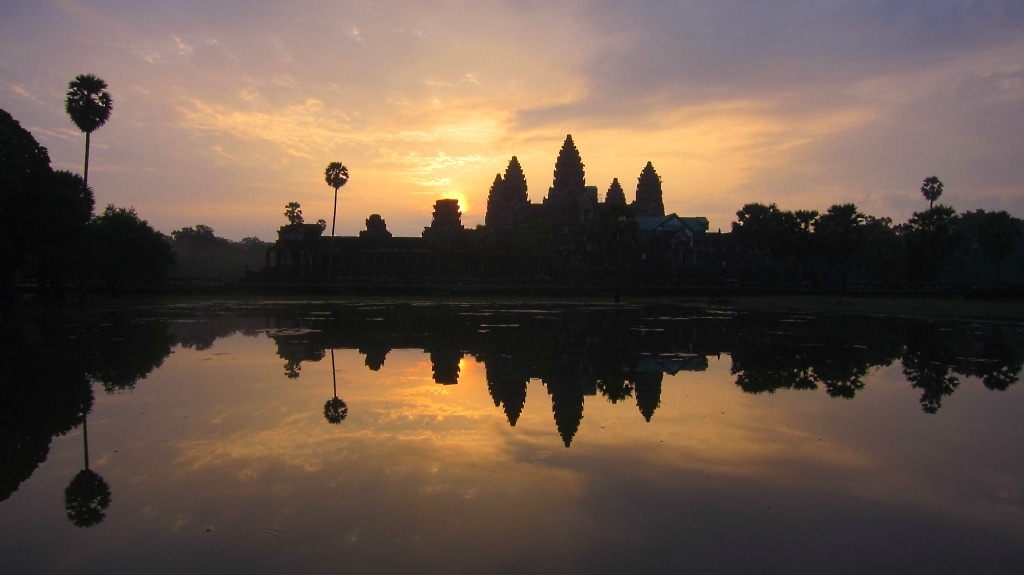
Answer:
(0, 109, 52, 286)
(731, 203, 802, 287)
(814, 203, 866, 291)
(35, 170, 96, 294)
(920, 176, 943, 209)
(284, 201, 304, 225)
(89, 205, 176, 294)
(324, 162, 349, 236)
(976, 210, 1021, 264)
(64, 74, 113, 187)
(860, 216, 905, 284)
(960, 209, 1022, 286)
(901, 205, 962, 281)
(633, 162, 665, 217)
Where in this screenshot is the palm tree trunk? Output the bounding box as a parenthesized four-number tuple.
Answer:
(83, 132, 91, 187)
(328, 189, 338, 285)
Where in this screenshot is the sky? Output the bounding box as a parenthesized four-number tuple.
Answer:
(2, 0, 1023, 240)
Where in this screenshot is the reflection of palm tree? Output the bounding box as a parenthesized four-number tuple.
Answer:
(64, 414, 111, 527)
(65, 469, 111, 527)
(64, 74, 113, 187)
(323, 348, 348, 424)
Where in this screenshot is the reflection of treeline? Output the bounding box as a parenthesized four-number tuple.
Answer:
(246, 303, 1023, 428)
(0, 310, 175, 525)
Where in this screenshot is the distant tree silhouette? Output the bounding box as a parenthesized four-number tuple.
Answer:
(633, 162, 665, 217)
(901, 205, 962, 281)
(89, 205, 176, 294)
(814, 203, 866, 291)
(860, 216, 905, 285)
(975, 210, 1022, 284)
(324, 162, 349, 237)
(64, 74, 112, 187)
(920, 176, 943, 209)
(169, 226, 270, 283)
(732, 203, 802, 287)
(284, 202, 304, 225)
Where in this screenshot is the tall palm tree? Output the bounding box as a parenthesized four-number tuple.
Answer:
(64, 74, 113, 187)
(324, 162, 349, 284)
(324, 162, 349, 237)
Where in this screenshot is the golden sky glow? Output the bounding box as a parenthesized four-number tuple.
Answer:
(3, 1, 1023, 239)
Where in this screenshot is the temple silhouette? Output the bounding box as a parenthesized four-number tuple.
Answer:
(265, 135, 720, 288)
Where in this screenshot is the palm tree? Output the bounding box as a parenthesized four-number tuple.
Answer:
(920, 176, 943, 209)
(64, 74, 113, 187)
(324, 162, 349, 284)
(324, 162, 349, 237)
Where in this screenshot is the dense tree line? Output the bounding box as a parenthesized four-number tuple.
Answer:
(167, 225, 271, 284)
(1, 108, 175, 297)
(729, 181, 1023, 291)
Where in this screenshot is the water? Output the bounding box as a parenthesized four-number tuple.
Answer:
(2, 301, 1023, 574)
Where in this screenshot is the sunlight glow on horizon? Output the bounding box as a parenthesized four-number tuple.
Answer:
(2, 1, 1022, 240)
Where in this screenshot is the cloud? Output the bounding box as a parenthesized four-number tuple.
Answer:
(2, 0, 1023, 239)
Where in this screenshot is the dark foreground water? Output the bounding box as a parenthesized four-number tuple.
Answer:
(2, 301, 1023, 574)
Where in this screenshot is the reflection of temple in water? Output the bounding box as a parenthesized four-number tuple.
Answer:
(236, 303, 1022, 445)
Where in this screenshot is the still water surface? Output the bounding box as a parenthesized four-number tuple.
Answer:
(2, 301, 1023, 574)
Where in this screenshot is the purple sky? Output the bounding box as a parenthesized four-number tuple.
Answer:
(3, 1, 1023, 239)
